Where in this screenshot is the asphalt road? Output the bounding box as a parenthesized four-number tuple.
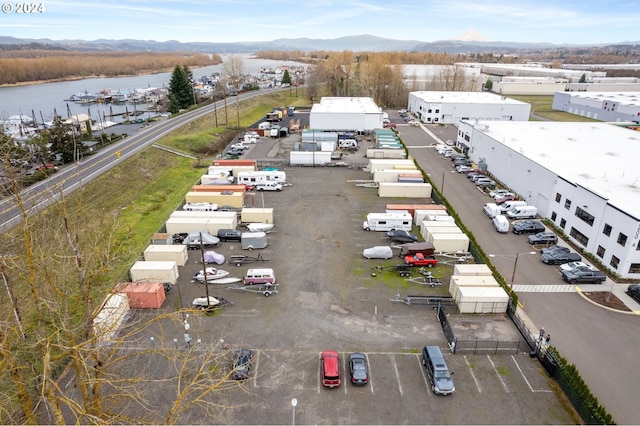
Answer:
(398, 118, 640, 425)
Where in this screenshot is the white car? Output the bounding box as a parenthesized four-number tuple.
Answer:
(559, 261, 596, 273)
(445, 139, 454, 146)
(363, 246, 393, 259)
(489, 189, 511, 198)
(456, 165, 473, 173)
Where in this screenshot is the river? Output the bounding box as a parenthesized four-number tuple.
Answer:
(0, 55, 308, 125)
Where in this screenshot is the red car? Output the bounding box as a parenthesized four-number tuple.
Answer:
(320, 350, 341, 388)
(404, 253, 438, 267)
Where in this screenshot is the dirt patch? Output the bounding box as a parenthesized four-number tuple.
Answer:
(582, 291, 631, 311)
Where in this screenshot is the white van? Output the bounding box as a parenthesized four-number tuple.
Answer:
(243, 268, 275, 285)
(338, 139, 358, 149)
(363, 212, 412, 231)
(500, 200, 527, 214)
(492, 215, 510, 233)
(483, 202, 501, 218)
(506, 206, 538, 220)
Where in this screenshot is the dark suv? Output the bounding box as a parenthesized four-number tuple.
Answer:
(541, 251, 581, 265)
(627, 285, 640, 303)
(527, 232, 558, 245)
(512, 220, 545, 235)
(217, 229, 242, 242)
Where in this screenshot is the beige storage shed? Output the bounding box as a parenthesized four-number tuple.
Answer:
(129, 261, 179, 284)
(144, 244, 189, 266)
(449, 275, 501, 301)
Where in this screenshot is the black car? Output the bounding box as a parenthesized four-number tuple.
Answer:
(386, 230, 419, 243)
(217, 229, 242, 242)
(231, 349, 253, 380)
(348, 353, 369, 385)
(527, 232, 558, 245)
(541, 251, 582, 265)
(627, 285, 640, 303)
(512, 220, 545, 235)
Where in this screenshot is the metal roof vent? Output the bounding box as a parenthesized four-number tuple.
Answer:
(578, 173, 594, 179)
(605, 152, 618, 157)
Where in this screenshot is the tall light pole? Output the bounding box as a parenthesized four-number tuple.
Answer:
(291, 398, 297, 426)
(489, 251, 536, 290)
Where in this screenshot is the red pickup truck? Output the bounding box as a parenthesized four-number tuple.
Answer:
(404, 253, 438, 267)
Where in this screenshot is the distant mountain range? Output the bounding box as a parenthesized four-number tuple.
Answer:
(0, 34, 638, 54)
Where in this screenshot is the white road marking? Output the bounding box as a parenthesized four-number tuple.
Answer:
(391, 354, 403, 396)
(511, 355, 552, 393)
(464, 355, 482, 393)
(487, 355, 510, 393)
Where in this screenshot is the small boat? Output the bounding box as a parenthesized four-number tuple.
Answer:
(246, 223, 274, 233)
(192, 267, 230, 283)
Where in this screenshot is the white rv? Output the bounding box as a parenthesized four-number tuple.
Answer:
(363, 212, 413, 232)
(236, 170, 286, 185)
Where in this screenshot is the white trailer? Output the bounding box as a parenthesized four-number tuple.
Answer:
(456, 286, 509, 314)
(236, 170, 286, 185)
(184, 191, 245, 208)
(362, 212, 412, 232)
(289, 151, 332, 166)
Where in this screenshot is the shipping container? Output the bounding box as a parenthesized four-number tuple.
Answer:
(456, 286, 509, 314)
(170, 211, 237, 221)
(420, 219, 460, 236)
(366, 148, 407, 159)
(129, 261, 179, 284)
(373, 169, 418, 183)
(119, 282, 167, 309)
(208, 164, 256, 176)
(428, 233, 470, 253)
(240, 207, 274, 224)
(289, 151, 332, 166)
(200, 172, 233, 185)
(93, 292, 130, 344)
(144, 244, 189, 266)
(367, 159, 415, 172)
(211, 159, 258, 169)
(184, 191, 244, 208)
(414, 208, 448, 225)
(377, 182, 432, 198)
(398, 174, 424, 183)
(423, 225, 463, 241)
(453, 264, 493, 277)
(191, 184, 247, 193)
(151, 233, 173, 245)
(449, 275, 500, 301)
(165, 217, 237, 235)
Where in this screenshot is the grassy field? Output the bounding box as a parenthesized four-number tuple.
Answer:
(507, 95, 600, 122)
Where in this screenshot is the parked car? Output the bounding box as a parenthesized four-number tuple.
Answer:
(230, 349, 253, 380)
(404, 252, 438, 267)
(386, 230, 419, 243)
(217, 229, 242, 242)
(541, 251, 582, 265)
(562, 267, 606, 284)
(453, 159, 471, 167)
(527, 232, 558, 245)
(489, 189, 511, 198)
(559, 261, 596, 273)
(540, 245, 570, 255)
(475, 178, 495, 187)
(362, 246, 393, 259)
(445, 139, 454, 146)
(456, 165, 474, 173)
(348, 353, 369, 385)
(512, 220, 545, 235)
(422, 346, 455, 395)
(495, 194, 517, 205)
(627, 284, 640, 303)
(320, 350, 341, 388)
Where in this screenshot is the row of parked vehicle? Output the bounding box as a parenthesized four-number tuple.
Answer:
(435, 144, 496, 188)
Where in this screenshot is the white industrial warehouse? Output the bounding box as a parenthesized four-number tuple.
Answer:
(552, 91, 640, 123)
(456, 120, 640, 278)
(407, 91, 531, 124)
(309, 97, 383, 130)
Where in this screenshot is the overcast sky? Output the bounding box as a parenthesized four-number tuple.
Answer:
(1, 0, 638, 45)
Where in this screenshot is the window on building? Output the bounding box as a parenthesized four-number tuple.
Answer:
(575, 207, 595, 226)
(560, 218, 566, 229)
(597, 245, 605, 258)
(550, 211, 557, 221)
(555, 193, 562, 203)
(617, 233, 628, 247)
(637, 240, 640, 251)
(434, 118, 439, 122)
(603, 223, 612, 236)
(564, 199, 572, 210)
(610, 255, 620, 269)
(629, 263, 640, 274)
(569, 227, 589, 246)
(427, 109, 432, 113)
(435, 109, 440, 113)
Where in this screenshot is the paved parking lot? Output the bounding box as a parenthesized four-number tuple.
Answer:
(136, 126, 578, 424)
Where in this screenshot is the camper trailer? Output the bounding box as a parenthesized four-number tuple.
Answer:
(236, 170, 286, 185)
(363, 212, 412, 232)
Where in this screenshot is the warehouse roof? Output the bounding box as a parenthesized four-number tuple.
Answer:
(311, 97, 381, 114)
(410, 91, 528, 106)
(557, 91, 640, 106)
(471, 121, 640, 218)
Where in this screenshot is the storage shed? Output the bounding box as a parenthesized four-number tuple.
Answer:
(241, 207, 274, 224)
(129, 261, 179, 284)
(449, 275, 501, 301)
(423, 225, 464, 241)
(92, 292, 130, 344)
(368, 159, 416, 172)
(144, 244, 188, 266)
(414, 208, 449, 225)
(378, 182, 432, 198)
(456, 286, 509, 314)
(289, 151, 332, 166)
(191, 184, 247, 193)
(428, 233, 470, 253)
(165, 217, 236, 235)
(119, 281, 167, 309)
(366, 148, 407, 159)
(151, 232, 173, 245)
(373, 169, 421, 183)
(184, 191, 244, 208)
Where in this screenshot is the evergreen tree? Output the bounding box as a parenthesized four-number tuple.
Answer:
(579, 73, 586, 83)
(281, 69, 292, 86)
(168, 65, 194, 113)
(484, 78, 493, 90)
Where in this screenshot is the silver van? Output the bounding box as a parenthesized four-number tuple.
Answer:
(422, 345, 455, 395)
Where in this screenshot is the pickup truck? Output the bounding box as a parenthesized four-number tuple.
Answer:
(561, 267, 606, 284)
(404, 253, 438, 268)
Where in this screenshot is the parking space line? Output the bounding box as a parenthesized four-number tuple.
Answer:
(365, 353, 375, 395)
(390, 354, 403, 396)
(416, 354, 431, 396)
(343, 353, 348, 395)
(252, 350, 260, 388)
(464, 355, 482, 393)
(487, 355, 510, 393)
(511, 355, 552, 393)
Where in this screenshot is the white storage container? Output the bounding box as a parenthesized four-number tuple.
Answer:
(130, 261, 179, 284)
(449, 275, 501, 301)
(453, 264, 493, 277)
(424, 226, 463, 242)
(428, 233, 470, 253)
(456, 286, 509, 313)
(377, 182, 432, 198)
(367, 159, 415, 172)
(184, 191, 245, 208)
(143, 244, 189, 266)
(240, 208, 274, 224)
(165, 217, 236, 235)
(366, 148, 407, 159)
(414, 208, 448, 225)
